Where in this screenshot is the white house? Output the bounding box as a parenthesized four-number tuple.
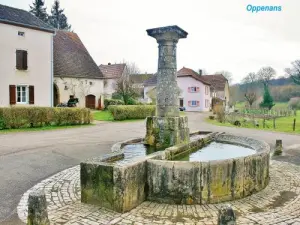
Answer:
(0, 4, 55, 107)
(53, 30, 105, 109)
(144, 67, 212, 112)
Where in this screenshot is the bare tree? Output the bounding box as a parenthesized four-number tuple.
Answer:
(257, 66, 276, 85)
(215, 70, 233, 84)
(242, 72, 258, 108)
(285, 60, 300, 85)
(115, 61, 141, 104)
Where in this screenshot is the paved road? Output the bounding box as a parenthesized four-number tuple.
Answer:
(0, 112, 299, 224)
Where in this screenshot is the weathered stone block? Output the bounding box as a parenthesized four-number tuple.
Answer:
(218, 204, 236, 225)
(147, 160, 201, 204)
(81, 157, 147, 213)
(27, 190, 50, 225)
(145, 116, 190, 148)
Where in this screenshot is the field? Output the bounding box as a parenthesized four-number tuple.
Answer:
(235, 102, 289, 110)
(208, 110, 300, 134)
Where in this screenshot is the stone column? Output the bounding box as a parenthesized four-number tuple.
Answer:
(145, 26, 190, 148)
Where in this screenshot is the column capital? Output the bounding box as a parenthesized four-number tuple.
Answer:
(146, 25, 188, 42)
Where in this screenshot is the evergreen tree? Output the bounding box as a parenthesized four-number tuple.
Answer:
(29, 0, 48, 23)
(259, 83, 275, 110)
(49, 0, 71, 30)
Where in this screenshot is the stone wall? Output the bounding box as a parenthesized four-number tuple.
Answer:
(147, 134, 270, 204)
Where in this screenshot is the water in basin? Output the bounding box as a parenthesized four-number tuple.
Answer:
(112, 143, 161, 166)
(177, 142, 256, 162)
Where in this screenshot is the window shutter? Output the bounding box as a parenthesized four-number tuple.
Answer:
(16, 50, 22, 70)
(9, 85, 16, 105)
(197, 101, 200, 106)
(196, 87, 200, 92)
(29, 85, 34, 104)
(23, 51, 28, 70)
(188, 87, 191, 92)
(188, 101, 191, 106)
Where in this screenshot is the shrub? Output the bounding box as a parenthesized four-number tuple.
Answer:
(108, 105, 156, 120)
(0, 107, 92, 129)
(214, 104, 225, 123)
(104, 99, 124, 109)
(208, 115, 215, 120)
(288, 97, 300, 110)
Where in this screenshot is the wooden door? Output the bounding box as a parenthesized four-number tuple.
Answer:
(85, 95, 96, 109)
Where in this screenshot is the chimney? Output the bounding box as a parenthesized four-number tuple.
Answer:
(108, 62, 111, 65)
(198, 69, 202, 76)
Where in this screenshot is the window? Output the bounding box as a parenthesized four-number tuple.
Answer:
(16, 86, 28, 103)
(189, 87, 199, 93)
(189, 100, 199, 107)
(18, 31, 25, 37)
(205, 86, 209, 95)
(16, 50, 28, 70)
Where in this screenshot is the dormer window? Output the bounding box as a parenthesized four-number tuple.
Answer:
(18, 31, 25, 37)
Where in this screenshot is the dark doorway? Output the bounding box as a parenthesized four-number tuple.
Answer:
(85, 94, 96, 109)
(53, 83, 60, 107)
(179, 98, 184, 107)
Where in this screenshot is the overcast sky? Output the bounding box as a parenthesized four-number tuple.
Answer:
(2, 0, 300, 83)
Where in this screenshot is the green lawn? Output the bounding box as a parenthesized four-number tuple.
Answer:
(235, 101, 289, 110)
(92, 110, 186, 122)
(207, 111, 300, 134)
(0, 124, 93, 134)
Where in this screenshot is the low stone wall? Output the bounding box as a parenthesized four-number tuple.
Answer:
(147, 134, 270, 204)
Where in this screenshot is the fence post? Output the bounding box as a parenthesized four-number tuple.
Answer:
(293, 118, 296, 132)
(273, 118, 276, 129)
(263, 118, 265, 128)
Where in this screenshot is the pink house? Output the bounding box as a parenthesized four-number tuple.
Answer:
(144, 67, 212, 112)
(177, 67, 211, 112)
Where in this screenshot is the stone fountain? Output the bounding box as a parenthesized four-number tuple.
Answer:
(80, 25, 270, 214)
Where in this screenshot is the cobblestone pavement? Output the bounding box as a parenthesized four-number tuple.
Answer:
(17, 160, 300, 225)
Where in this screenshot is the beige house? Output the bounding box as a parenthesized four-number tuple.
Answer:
(99, 63, 126, 98)
(53, 31, 104, 109)
(0, 4, 55, 107)
(202, 74, 230, 107)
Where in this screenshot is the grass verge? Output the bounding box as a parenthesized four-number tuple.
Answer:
(0, 124, 94, 134)
(93, 110, 186, 122)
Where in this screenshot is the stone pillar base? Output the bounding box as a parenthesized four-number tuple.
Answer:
(145, 116, 190, 148)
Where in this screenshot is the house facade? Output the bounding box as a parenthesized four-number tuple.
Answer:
(202, 74, 230, 108)
(0, 4, 55, 107)
(144, 67, 212, 112)
(99, 63, 126, 98)
(53, 31, 104, 109)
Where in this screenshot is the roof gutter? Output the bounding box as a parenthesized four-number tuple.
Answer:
(0, 19, 55, 33)
(50, 30, 56, 107)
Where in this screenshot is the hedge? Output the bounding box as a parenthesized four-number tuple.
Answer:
(0, 107, 92, 129)
(108, 105, 156, 120)
(104, 99, 124, 109)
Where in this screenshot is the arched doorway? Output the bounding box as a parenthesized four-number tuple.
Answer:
(85, 94, 96, 109)
(53, 83, 60, 107)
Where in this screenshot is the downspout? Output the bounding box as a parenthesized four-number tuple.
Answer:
(50, 31, 56, 107)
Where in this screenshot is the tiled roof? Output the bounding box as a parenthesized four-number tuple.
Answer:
(201, 74, 227, 91)
(0, 4, 54, 33)
(144, 67, 211, 86)
(130, 74, 154, 84)
(177, 67, 211, 85)
(99, 64, 126, 79)
(54, 30, 103, 79)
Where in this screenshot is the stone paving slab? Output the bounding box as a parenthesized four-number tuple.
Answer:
(17, 160, 300, 225)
